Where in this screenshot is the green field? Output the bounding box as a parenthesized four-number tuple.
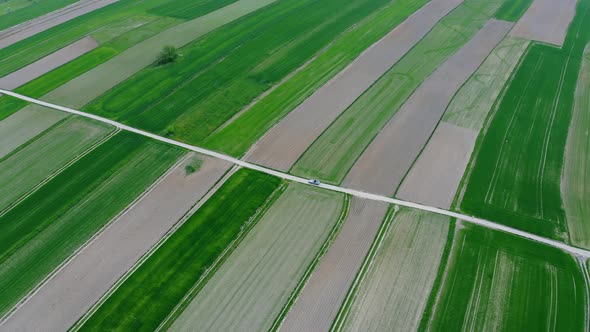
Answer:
(0, 0, 78, 32)
(494, 0, 533, 21)
(83, 0, 392, 144)
(461, 0, 590, 241)
(148, 0, 238, 19)
(291, 0, 507, 184)
(0, 131, 182, 316)
(425, 223, 588, 331)
(78, 168, 281, 331)
(0, 116, 112, 212)
(203, 0, 429, 156)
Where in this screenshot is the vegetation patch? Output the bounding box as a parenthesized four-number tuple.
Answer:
(148, 0, 238, 20)
(461, 0, 590, 241)
(0, 132, 182, 316)
(78, 168, 281, 331)
(0, 0, 78, 31)
(494, 0, 534, 21)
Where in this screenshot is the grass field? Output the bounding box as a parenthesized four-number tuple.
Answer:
(202, 0, 429, 156)
(461, 0, 590, 241)
(494, 0, 533, 21)
(291, 0, 507, 184)
(562, 44, 590, 249)
(0, 0, 78, 32)
(170, 184, 345, 331)
(340, 208, 450, 332)
(78, 169, 280, 331)
(148, 0, 238, 20)
(442, 37, 529, 131)
(0, 117, 112, 212)
(425, 223, 588, 331)
(84, 0, 392, 145)
(0, 131, 182, 316)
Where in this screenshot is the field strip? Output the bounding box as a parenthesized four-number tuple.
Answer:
(2, 88, 589, 259)
(0, 0, 119, 50)
(0, 155, 231, 331)
(343, 19, 513, 196)
(509, 0, 577, 47)
(0, 36, 97, 90)
(245, 0, 464, 171)
(279, 198, 388, 332)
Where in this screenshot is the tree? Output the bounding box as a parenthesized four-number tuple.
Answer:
(155, 46, 179, 66)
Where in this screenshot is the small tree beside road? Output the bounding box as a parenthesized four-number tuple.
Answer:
(155, 46, 179, 66)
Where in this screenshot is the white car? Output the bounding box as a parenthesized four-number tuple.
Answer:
(308, 179, 321, 186)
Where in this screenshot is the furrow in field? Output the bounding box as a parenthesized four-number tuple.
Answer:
(170, 184, 345, 331)
(562, 44, 590, 248)
(0, 132, 182, 317)
(0, 0, 119, 50)
(279, 198, 388, 332)
(341, 208, 450, 332)
(509, 0, 577, 47)
(0, 105, 66, 159)
(426, 223, 587, 331)
(0, 36, 97, 90)
(343, 19, 512, 196)
(0, 154, 231, 331)
(0, 116, 112, 212)
(245, 0, 464, 171)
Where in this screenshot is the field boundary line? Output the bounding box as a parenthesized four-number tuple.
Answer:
(3, 89, 589, 258)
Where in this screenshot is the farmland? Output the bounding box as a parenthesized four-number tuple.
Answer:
(78, 169, 281, 331)
(292, 0, 507, 184)
(461, 0, 590, 241)
(0, 0, 78, 32)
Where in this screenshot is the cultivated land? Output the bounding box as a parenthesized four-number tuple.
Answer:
(203, 0, 430, 157)
(84, 0, 393, 146)
(562, 44, 590, 249)
(0, 132, 182, 316)
(509, 0, 577, 47)
(78, 169, 281, 331)
(0, 0, 78, 32)
(292, 0, 508, 184)
(343, 18, 512, 196)
(0, 116, 112, 212)
(1, 155, 232, 331)
(340, 208, 450, 332)
(170, 184, 345, 331)
(280, 198, 388, 332)
(0, 0, 119, 49)
(0, 105, 66, 158)
(0, 36, 98, 90)
(461, 0, 590, 241)
(494, 0, 533, 21)
(426, 223, 588, 331)
(245, 0, 462, 171)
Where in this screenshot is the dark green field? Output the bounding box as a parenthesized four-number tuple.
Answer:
(494, 0, 533, 21)
(461, 0, 590, 241)
(78, 169, 281, 331)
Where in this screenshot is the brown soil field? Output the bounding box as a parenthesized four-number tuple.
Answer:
(509, 0, 577, 47)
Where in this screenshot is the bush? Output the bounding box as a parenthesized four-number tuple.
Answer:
(155, 46, 179, 66)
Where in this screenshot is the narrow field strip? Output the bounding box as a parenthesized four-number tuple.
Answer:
(494, 0, 533, 22)
(0, 155, 231, 331)
(509, 0, 577, 47)
(0, 0, 120, 49)
(4, 88, 590, 260)
(340, 209, 450, 332)
(0, 36, 97, 90)
(0, 105, 66, 158)
(0, 0, 78, 31)
(426, 222, 588, 331)
(0, 116, 112, 212)
(292, 0, 506, 184)
(76, 169, 281, 331)
(562, 43, 590, 248)
(0, 131, 182, 317)
(343, 18, 512, 196)
(279, 198, 388, 332)
(246, 0, 463, 171)
(170, 184, 345, 331)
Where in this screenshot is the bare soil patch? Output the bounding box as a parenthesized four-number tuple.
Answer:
(509, 0, 577, 47)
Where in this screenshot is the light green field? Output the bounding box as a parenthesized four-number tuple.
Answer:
(0, 0, 78, 31)
(202, 0, 430, 156)
(291, 0, 507, 184)
(340, 208, 450, 332)
(425, 223, 588, 331)
(562, 44, 590, 248)
(0, 105, 66, 159)
(442, 37, 530, 130)
(170, 184, 345, 331)
(0, 116, 113, 212)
